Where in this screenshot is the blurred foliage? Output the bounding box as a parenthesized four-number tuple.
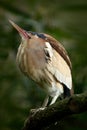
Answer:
(0, 0, 87, 130)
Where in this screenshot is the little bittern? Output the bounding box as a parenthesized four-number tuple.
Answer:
(9, 20, 73, 107)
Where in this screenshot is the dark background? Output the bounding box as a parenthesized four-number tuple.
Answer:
(0, 0, 87, 130)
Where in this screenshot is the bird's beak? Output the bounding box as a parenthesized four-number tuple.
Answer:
(9, 20, 29, 39)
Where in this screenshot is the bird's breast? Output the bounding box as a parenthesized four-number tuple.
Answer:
(16, 42, 47, 82)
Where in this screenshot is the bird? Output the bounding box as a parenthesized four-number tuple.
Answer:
(9, 20, 73, 108)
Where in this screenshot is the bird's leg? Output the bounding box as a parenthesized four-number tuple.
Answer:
(42, 95, 49, 108)
(50, 95, 58, 105)
(30, 95, 49, 115)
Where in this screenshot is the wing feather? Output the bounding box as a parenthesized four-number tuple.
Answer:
(44, 41, 72, 90)
(44, 33, 72, 69)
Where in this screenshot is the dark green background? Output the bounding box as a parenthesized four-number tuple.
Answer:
(0, 0, 87, 130)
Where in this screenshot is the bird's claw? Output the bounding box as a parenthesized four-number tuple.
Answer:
(30, 107, 46, 115)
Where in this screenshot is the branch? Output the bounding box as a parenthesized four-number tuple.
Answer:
(22, 92, 87, 130)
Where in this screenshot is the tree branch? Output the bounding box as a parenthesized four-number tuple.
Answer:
(22, 92, 87, 130)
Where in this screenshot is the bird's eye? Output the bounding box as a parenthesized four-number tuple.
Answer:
(28, 35, 31, 39)
(27, 33, 31, 39)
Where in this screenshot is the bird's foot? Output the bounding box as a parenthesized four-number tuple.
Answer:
(24, 107, 46, 127)
(30, 107, 46, 115)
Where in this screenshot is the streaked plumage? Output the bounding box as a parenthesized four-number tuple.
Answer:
(9, 20, 73, 107)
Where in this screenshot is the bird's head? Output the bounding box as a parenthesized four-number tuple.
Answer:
(9, 20, 31, 43)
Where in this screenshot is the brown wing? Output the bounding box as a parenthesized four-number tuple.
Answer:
(43, 33, 73, 93)
(43, 33, 72, 70)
